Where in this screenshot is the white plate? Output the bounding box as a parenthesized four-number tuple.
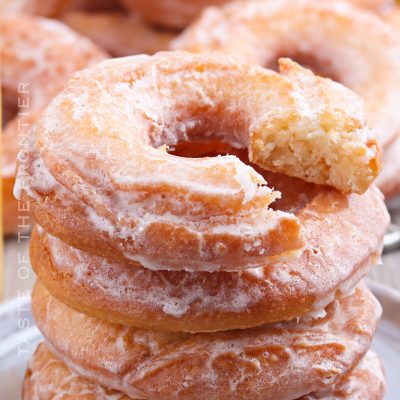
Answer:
(0, 280, 399, 399)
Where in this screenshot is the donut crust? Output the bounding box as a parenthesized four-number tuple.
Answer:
(32, 282, 381, 400)
(17, 52, 380, 271)
(23, 345, 386, 400)
(30, 178, 388, 332)
(61, 12, 175, 57)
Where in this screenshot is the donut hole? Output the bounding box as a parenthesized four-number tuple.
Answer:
(169, 139, 320, 212)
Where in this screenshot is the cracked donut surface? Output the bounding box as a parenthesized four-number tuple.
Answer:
(23, 344, 386, 400)
(31, 282, 381, 400)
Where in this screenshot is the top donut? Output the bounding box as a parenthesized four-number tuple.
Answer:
(16, 51, 380, 272)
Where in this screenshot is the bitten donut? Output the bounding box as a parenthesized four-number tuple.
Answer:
(1, 15, 107, 235)
(23, 344, 386, 400)
(30, 162, 389, 332)
(32, 282, 381, 400)
(173, 0, 400, 147)
(15, 52, 380, 272)
(61, 12, 175, 57)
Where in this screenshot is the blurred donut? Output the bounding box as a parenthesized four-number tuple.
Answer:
(378, 7, 400, 199)
(173, 0, 400, 147)
(120, 0, 229, 29)
(119, 0, 395, 29)
(0, 0, 121, 16)
(23, 344, 386, 400)
(15, 52, 381, 271)
(30, 170, 388, 331)
(0, 0, 393, 19)
(386, 5, 400, 30)
(351, 0, 395, 10)
(61, 12, 175, 56)
(32, 282, 381, 400)
(0, 0, 71, 16)
(1, 15, 107, 235)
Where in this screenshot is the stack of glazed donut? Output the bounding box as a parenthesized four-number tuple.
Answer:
(17, 46, 390, 399)
(4, 0, 400, 237)
(2, 0, 398, 399)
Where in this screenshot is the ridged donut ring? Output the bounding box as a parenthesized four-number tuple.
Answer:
(15, 52, 380, 271)
(172, 0, 400, 147)
(32, 282, 381, 400)
(30, 169, 388, 332)
(23, 344, 386, 400)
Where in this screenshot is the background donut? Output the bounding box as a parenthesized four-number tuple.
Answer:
(60, 12, 175, 56)
(119, 0, 397, 29)
(1, 15, 108, 235)
(22, 344, 386, 400)
(172, 0, 400, 147)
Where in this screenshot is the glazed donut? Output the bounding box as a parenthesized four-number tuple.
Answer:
(388, 6, 400, 25)
(15, 52, 381, 271)
(0, 0, 71, 16)
(119, 0, 229, 29)
(23, 344, 386, 400)
(23, 343, 131, 400)
(61, 12, 175, 57)
(301, 351, 386, 400)
(119, 0, 396, 30)
(30, 165, 389, 331)
(376, 8, 400, 198)
(351, 0, 395, 10)
(32, 282, 381, 400)
(1, 15, 107, 235)
(172, 0, 400, 147)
